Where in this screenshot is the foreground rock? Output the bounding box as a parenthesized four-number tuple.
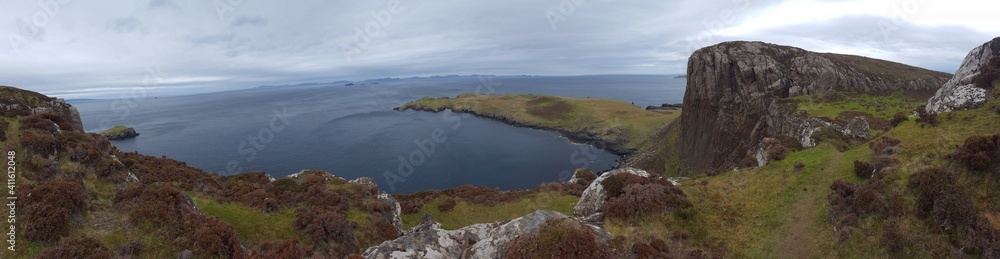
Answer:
(573, 167, 651, 224)
(678, 41, 951, 170)
(362, 210, 573, 259)
(100, 125, 140, 140)
(925, 37, 1000, 114)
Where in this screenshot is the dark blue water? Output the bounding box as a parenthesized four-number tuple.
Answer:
(72, 75, 686, 193)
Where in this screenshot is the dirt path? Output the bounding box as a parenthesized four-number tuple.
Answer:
(775, 152, 843, 258)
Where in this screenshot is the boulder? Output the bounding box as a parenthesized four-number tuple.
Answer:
(362, 210, 570, 259)
(925, 37, 1000, 113)
(573, 167, 651, 224)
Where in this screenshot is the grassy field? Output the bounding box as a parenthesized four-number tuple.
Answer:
(397, 94, 680, 152)
(189, 195, 308, 245)
(400, 191, 579, 230)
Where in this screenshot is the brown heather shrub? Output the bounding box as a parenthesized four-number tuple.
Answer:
(118, 151, 225, 194)
(775, 135, 804, 152)
(23, 154, 59, 181)
(573, 168, 598, 183)
(828, 179, 901, 229)
(907, 167, 959, 218)
(22, 179, 87, 244)
(504, 218, 612, 259)
(121, 184, 191, 226)
(952, 134, 1000, 171)
(974, 56, 1000, 89)
(192, 217, 241, 257)
(600, 173, 659, 198)
(537, 181, 588, 196)
(437, 198, 457, 212)
(0, 120, 7, 141)
(604, 183, 692, 221)
(250, 239, 305, 259)
(890, 112, 908, 127)
(35, 236, 111, 259)
(853, 160, 874, 179)
(20, 129, 60, 155)
(294, 206, 355, 257)
(117, 240, 141, 257)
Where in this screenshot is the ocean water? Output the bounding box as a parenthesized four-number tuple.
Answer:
(72, 75, 686, 193)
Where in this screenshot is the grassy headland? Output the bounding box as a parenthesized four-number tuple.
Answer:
(396, 94, 680, 154)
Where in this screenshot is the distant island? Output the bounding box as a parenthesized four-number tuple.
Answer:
(100, 125, 139, 140)
(673, 75, 687, 78)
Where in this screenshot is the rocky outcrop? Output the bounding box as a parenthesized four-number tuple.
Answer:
(362, 210, 574, 259)
(573, 167, 651, 224)
(926, 37, 1000, 114)
(0, 86, 84, 131)
(678, 41, 951, 170)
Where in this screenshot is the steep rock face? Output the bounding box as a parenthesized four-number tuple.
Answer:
(573, 167, 651, 224)
(679, 41, 950, 170)
(362, 211, 572, 259)
(926, 37, 1000, 113)
(0, 86, 84, 131)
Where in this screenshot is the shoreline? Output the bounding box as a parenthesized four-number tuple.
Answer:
(394, 106, 634, 156)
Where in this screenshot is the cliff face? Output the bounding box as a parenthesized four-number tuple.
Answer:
(925, 37, 1000, 113)
(0, 86, 84, 131)
(679, 41, 951, 170)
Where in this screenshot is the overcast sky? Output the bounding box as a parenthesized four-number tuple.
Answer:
(2, 0, 999, 99)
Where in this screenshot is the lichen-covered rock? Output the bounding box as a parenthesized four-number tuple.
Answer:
(925, 37, 1000, 114)
(573, 168, 651, 224)
(362, 210, 570, 259)
(678, 41, 950, 170)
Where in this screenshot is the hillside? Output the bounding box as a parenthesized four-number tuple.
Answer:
(396, 93, 681, 154)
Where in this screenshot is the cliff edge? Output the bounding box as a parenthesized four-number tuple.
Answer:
(678, 41, 951, 170)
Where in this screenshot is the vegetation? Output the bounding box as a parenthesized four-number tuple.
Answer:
(399, 191, 578, 230)
(99, 125, 138, 140)
(397, 94, 680, 152)
(504, 218, 612, 258)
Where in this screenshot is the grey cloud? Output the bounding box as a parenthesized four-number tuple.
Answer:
(231, 16, 268, 28)
(110, 16, 142, 34)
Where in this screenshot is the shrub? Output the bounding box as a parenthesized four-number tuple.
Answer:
(117, 241, 141, 257)
(600, 173, 653, 198)
(504, 218, 612, 259)
(916, 112, 939, 127)
(813, 127, 851, 152)
(952, 134, 1000, 171)
(294, 207, 355, 256)
(21, 129, 60, 155)
(437, 198, 457, 212)
(882, 218, 908, 255)
(853, 160, 874, 179)
(572, 168, 598, 183)
(250, 240, 305, 259)
(828, 179, 899, 228)
(35, 236, 111, 259)
(764, 138, 788, 162)
(22, 180, 87, 244)
(890, 112, 908, 127)
(908, 167, 959, 218)
(974, 56, 1000, 89)
(604, 183, 692, 221)
(191, 217, 241, 257)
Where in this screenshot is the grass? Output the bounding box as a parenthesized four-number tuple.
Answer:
(397, 94, 680, 151)
(188, 195, 307, 245)
(793, 91, 925, 120)
(399, 191, 579, 230)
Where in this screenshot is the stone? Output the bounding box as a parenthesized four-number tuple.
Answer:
(573, 167, 651, 224)
(926, 37, 1000, 114)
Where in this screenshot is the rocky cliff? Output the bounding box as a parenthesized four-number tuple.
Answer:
(0, 86, 84, 131)
(925, 37, 1000, 113)
(679, 41, 951, 170)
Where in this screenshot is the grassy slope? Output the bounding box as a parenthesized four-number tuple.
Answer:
(793, 91, 925, 120)
(397, 94, 680, 151)
(608, 96, 999, 257)
(400, 191, 579, 230)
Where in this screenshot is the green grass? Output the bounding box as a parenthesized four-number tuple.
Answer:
(188, 195, 307, 245)
(793, 91, 924, 120)
(400, 191, 579, 230)
(397, 94, 680, 151)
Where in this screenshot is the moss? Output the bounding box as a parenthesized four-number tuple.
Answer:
(400, 192, 578, 230)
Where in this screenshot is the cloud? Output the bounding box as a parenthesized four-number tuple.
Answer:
(110, 16, 142, 34)
(0, 0, 996, 99)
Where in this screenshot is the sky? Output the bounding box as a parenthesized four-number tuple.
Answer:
(1, 0, 999, 99)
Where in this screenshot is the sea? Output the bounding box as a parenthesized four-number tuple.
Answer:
(71, 75, 686, 193)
